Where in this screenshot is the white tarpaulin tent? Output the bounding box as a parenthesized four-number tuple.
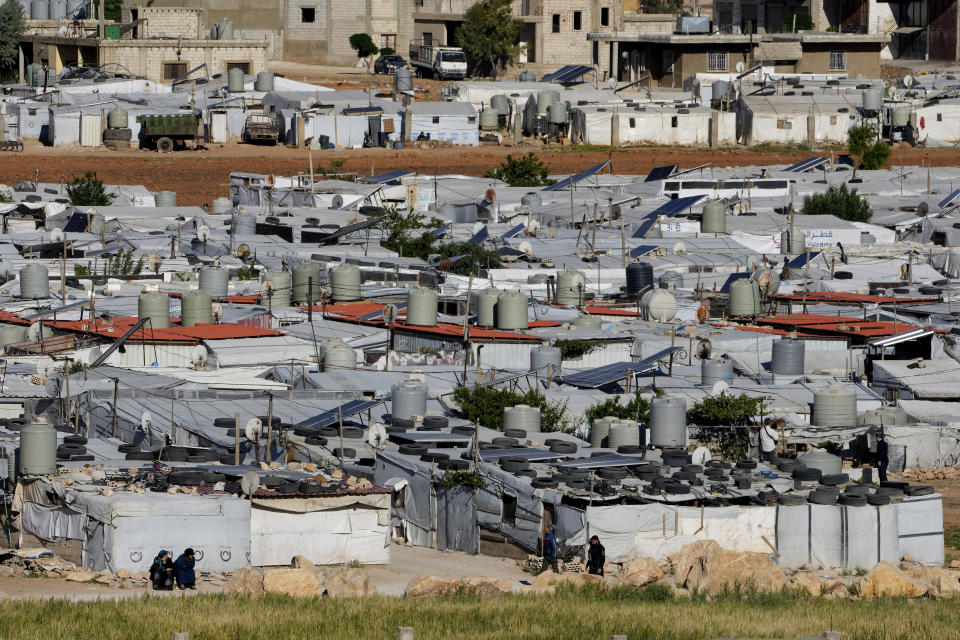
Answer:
(776, 502, 900, 569)
(571, 105, 734, 146)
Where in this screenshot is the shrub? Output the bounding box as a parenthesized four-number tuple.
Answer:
(801, 183, 872, 222)
(435, 241, 503, 276)
(66, 172, 115, 206)
(452, 385, 570, 432)
(847, 124, 891, 171)
(554, 339, 599, 360)
(688, 392, 767, 459)
(483, 152, 555, 187)
(584, 391, 652, 425)
(782, 12, 814, 31)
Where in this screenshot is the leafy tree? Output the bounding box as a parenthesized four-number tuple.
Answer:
(641, 0, 684, 14)
(688, 392, 767, 459)
(847, 124, 891, 173)
(382, 209, 442, 260)
(349, 33, 379, 73)
(380, 47, 395, 56)
(435, 241, 502, 276)
(801, 183, 872, 222)
(584, 391, 652, 425)
(0, 0, 26, 83)
(484, 152, 555, 187)
(101, 249, 144, 276)
(453, 385, 570, 432)
(554, 338, 599, 360)
(66, 172, 115, 206)
(782, 13, 814, 31)
(104, 0, 122, 21)
(456, 0, 522, 77)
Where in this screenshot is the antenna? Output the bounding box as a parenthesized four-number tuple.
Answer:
(148, 253, 163, 274)
(244, 417, 262, 441)
(191, 345, 209, 369)
(518, 240, 533, 256)
(367, 421, 387, 447)
(381, 304, 398, 325)
(696, 339, 712, 360)
(196, 225, 210, 242)
(672, 241, 687, 254)
(236, 243, 251, 261)
(331, 194, 344, 209)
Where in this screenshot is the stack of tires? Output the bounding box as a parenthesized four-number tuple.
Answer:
(103, 107, 132, 150)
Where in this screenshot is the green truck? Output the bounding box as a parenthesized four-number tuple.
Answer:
(136, 113, 207, 152)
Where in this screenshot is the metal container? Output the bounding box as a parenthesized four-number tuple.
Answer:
(479, 108, 499, 130)
(0, 324, 28, 349)
(323, 343, 356, 372)
(771, 338, 805, 376)
(18, 423, 56, 476)
(227, 67, 244, 92)
(107, 106, 128, 129)
(626, 262, 654, 296)
(530, 345, 561, 374)
(292, 262, 323, 303)
(798, 450, 843, 475)
(537, 90, 559, 114)
(590, 416, 617, 449)
(701, 200, 726, 233)
(812, 384, 857, 427)
(211, 197, 232, 214)
(556, 269, 586, 307)
(521, 192, 541, 210)
(728, 278, 760, 317)
(395, 67, 413, 93)
(154, 191, 177, 207)
(658, 271, 683, 290)
(712, 80, 730, 101)
(232, 211, 256, 235)
(198, 266, 229, 299)
(609, 420, 640, 449)
(330, 263, 362, 302)
(254, 71, 274, 92)
(391, 380, 428, 421)
(180, 289, 213, 326)
(138, 291, 171, 329)
(20, 264, 49, 299)
(892, 106, 911, 128)
(643, 290, 677, 322)
(496, 289, 529, 330)
(574, 315, 601, 329)
(503, 404, 540, 432)
(47, 0, 63, 19)
(406, 286, 438, 327)
(547, 101, 569, 124)
(263, 270, 291, 307)
(780, 230, 805, 255)
(701, 358, 733, 386)
(477, 287, 500, 327)
(650, 396, 687, 447)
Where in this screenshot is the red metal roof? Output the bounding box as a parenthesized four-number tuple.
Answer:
(50, 318, 284, 343)
(771, 292, 938, 304)
(396, 321, 544, 342)
(751, 314, 919, 340)
(582, 305, 643, 317)
(0, 311, 30, 326)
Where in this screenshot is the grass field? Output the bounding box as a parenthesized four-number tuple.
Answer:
(1, 586, 958, 640)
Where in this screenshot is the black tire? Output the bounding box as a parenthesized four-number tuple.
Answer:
(793, 467, 822, 481)
(71, 454, 95, 461)
(543, 438, 564, 447)
(398, 444, 428, 455)
(417, 425, 442, 432)
(257, 416, 282, 428)
(341, 427, 364, 439)
(515, 468, 537, 478)
(844, 484, 870, 496)
(451, 426, 476, 436)
(820, 473, 849, 486)
(225, 429, 236, 437)
(202, 471, 226, 484)
(643, 484, 661, 495)
(420, 452, 449, 463)
(839, 494, 868, 507)
(815, 485, 841, 495)
(125, 451, 153, 461)
(918, 286, 941, 295)
(317, 427, 339, 438)
(63, 435, 87, 445)
(223, 481, 241, 494)
(618, 445, 644, 454)
(707, 460, 732, 469)
(103, 127, 132, 141)
(905, 485, 935, 496)
(682, 464, 704, 473)
(386, 425, 408, 434)
(478, 443, 501, 450)
(214, 418, 235, 428)
(118, 443, 140, 453)
(503, 428, 527, 439)
(168, 471, 203, 486)
(305, 436, 327, 446)
(492, 437, 519, 447)
(391, 417, 415, 428)
(261, 475, 286, 488)
(880, 481, 909, 489)
(276, 480, 298, 493)
(876, 486, 904, 496)
(186, 455, 210, 463)
(566, 479, 589, 490)
(778, 494, 807, 506)
(665, 484, 690, 495)
(777, 461, 799, 473)
(356, 457, 375, 467)
(299, 480, 324, 494)
(834, 271, 854, 280)
(333, 447, 356, 458)
(599, 467, 627, 481)
(423, 415, 449, 430)
(672, 471, 696, 481)
(704, 468, 727, 478)
(219, 454, 237, 465)
(736, 460, 757, 470)
(550, 442, 577, 454)
(807, 491, 837, 505)
(867, 493, 891, 506)
(500, 460, 529, 473)
(531, 477, 559, 489)
(438, 459, 468, 471)
(156, 137, 174, 153)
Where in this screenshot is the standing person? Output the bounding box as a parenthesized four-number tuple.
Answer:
(586, 535, 605, 576)
(759, 420, 778, 464)
(538, 525, 559, 575)
(876, 432, 889, 482)
(173, 548, 197, 590)
(149, 550, 174, 591)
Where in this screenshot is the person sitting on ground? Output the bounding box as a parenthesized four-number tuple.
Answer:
(173, 548, 197, 590)
(149, 550, 174, 591)
(586, 535, 605, 576)
(538, 525, 560, 574)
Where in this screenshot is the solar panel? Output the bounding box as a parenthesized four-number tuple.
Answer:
(629, 245, 658, 258)
(788, 250, 821, 268)
(559, 347, 681, 388)
(540, 65, 593, 83)
(784, 157, 828, 172)
(632, 214, 660, 239)
(651, 194, 706, 217)
(719, 272, 751, 293)
(358, 170, 413, 184)
(468, 226, 489, 245)
(501, 222, 526, 239)
(296, 399, 382, 429)
(542, 160, 611, 192)
(940, 189, 960, 209)
(557, 454, 642, 470)
(478, 448, 562, 462)
(645, 164, 678, 182)
(432, 223, 450, 238)
(304, 215, 386, 244)
(497, 246, 526, 257)
(63, 212, 91, 233)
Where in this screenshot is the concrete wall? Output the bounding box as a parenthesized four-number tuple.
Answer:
(100, 40, 268, 82)
(140, 6, 204, 39)
(796, 43, 881, 77)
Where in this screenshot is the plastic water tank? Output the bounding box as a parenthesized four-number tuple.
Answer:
(658, 271, 683, 290)
(263, 270, 292, 307)
(537, 90, 559, 114)
(496, 289, 529, 330)
(556, 269, 586, 307)
(292, 262, 323, 303)
(477, 287, 500, 327)
(530, 345, 561, 373)
(107, 106, 128, 129)
(491, 94, 510, 116)
(608, 420, 640, 449)
(0, 324, 28, 348)
(812, 384, 857, 427)
(650, 397, 687, 447)
(771, 338, 805, 376)
(48, 0, 63, 19)
(330, 263, 362, 302)
(503, 404, 541, 432)
(521, 192, 542, 210)
(643, 290, 677, 322)
(395, 67, 413, 93)
(255, 72, 274, 92)
(861, 88, 883, 113)
(323, 343, 356, 371)
(519, 70, 536, 82)
(780, 230, 805, 255)
(391, 380, 428, 421)
(20, 264, 49, 299)
(211, 197, 233, 215)
(479, 108, 499, 130)
(573, 315, 601, 329)
(798, 450, 843, 475)
(701, 358, 733, 386)
(548, 102, 569, 124)
(712, 80, 730, 100)
(211, 19, 234, 39)
(227, 67, 244, 92)
(138, 291, 171, 329)
(407, 286, 438, 327)
(626, 262, 654, 296)
(232, 212, 256, 235)
(701, 201, 726, 233)
(180, 290, 213, 327)
(590, 416, 618, 448)
(198, 266, 229, 299)
(892, 106, 911, 128)
(728, 279, 760, 317)
(154, 191, 177, 207)
(18, 423, 56, 476)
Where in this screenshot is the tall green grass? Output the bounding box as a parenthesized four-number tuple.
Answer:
(1, 588, 958, 640)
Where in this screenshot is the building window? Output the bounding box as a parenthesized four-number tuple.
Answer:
(573, 10, 582, 30)
(663, 50, 674, 73)
(422, 32, 433, 46)
(552, 14, 560, 33)
(432, 116, 439, 123)
(828, 51, 846, 71)
(502, 494, 517, 526)
(300, 7, 315, 23)
(380, 34, 396, 50)
(628, 117, 636, 128)
(162, 62, 187, 80)
(601, 7, 610, 26)
(226, 61, 251, 73)
(707, 52, 728, 72)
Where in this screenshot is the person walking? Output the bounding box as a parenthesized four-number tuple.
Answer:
(876, 432, 889, 482)
(538, 525, 559, 574)
(149, 550, 174, 591)
(586, 535, 605, 576)
(173, 548, 197, 590)
(759, 420, 778, 464)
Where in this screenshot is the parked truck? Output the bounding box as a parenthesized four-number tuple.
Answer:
(408, 42, 468, 80)
(242, 113, 281, 145)
(137, 113, 206, 152)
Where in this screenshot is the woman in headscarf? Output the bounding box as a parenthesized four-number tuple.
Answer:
(149, 550, 174, 590)
(173, 548, 197, 590)
(587, 535, 606, 576)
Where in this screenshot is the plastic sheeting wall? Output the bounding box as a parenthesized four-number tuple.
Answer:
(775, 503, 899, 570)
(897, 495, 944, 565)
(477, 464, 546, 553)
(409, 115, 479, 146)
(916, 104, 960, 144)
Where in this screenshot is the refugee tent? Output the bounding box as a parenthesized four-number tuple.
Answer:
(406, 102, 479, 146)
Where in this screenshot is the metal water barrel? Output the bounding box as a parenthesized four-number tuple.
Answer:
(198, 266, 228, 299)
(330, 263, 362, 302)
(780, 230, 805, 255)
(812, 384, 857, 427)
(701, 358, 733, 386)
(643, 290, 677, 322)
(323, 343, 356, 371)
(521, 192, 542, 210)
(503, 404, 540, 432)
(211, 197, 232, 214)
(574, 315, 601, 329)
(233, 211, 256, 235)
(18, 423, 56, 476)
(406, 286, 438, 327)
(154, 191, 177, 207)
(107, 106, 128, 129)
(138, 291, 171, 329)
(530, 344, 561, 374)
(255, 72, 274, 92)
(292, 262, 323, 303)
(47, 0, 63, 19)
(650, 397, 687, 447)
(798, 450, 843, 475)
(771, 338, 805, 375)
(658, 271, 683, 290)
(609, 420, 640, 449)
(548, 102, 569, 124)
(20, 264, 49, 299)
(180, 289, 213, 326)
(496, 289, 528, 330)
(477, 287, 500, 327)
(227, 67, 244, 92)
(479, 108, 499, 130)
(491, 94, 510, 116)
(395, 67, 413, 93)
(537, 90, 559, 114)
(701, 200, 726, 233)
(729, 278, 760, 317)
(590, 416, 617, 449)
(556, 269, 586, 306)
(0, 324, 28, 348)
(263, 270, 291, 307)
(391, 380, 428, 421)
(626, 262, 654, 296)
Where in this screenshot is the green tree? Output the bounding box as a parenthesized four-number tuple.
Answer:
(452, 385, 570, 432)
(348, 33, 379, 73)
(782, 13, 814, 31)
(435, 241, 502, 276)
(455, 0, 522, 77)
(484, 152, 555, 187)
(382, 208, 442, 260)
(688, 392, 767, 459)
(847, 124, 891, 173)
(641, 0, 684, 14)
(584, 391, 652, 425)
(380, 47, 395, 56)
(66, 172, 115, 206)
(0, 0, 26, 83)
(801, 183, 872, 222)
(104, 0, 123, 21)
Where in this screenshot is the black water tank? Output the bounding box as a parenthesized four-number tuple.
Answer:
(626, 262, 654, 296)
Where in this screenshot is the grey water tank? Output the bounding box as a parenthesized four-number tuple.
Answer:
(503, 404, 540, 432)
(701, 358, 733, 386)
(107, 106, 128, 129)
(780, 230, 805, 255)
(451, 202, 477, 223)
(771, 338, 805, 376)
(556, 269, 586, 307)
(391, 380, 428, 421)
(407, 286, 439, 327)
(590, 416, 617, 449)
(609, 420, 640, 449)
(658, 271, 683, 290)
(395, 67, 413, 93)
(812, 384, 858, 427)
(211, 19, 234, 39)
(211, 197, 232, 214)
(519, 69, 536, 82)
(548, 101, 569, 124)
(323, 343, 356, 372)
(479, 108, 499, 130)
(255, 71, 274, 91)
(20, 264, 49, 299)
(491, 94, 510, 116)
(892, 106, 911, 128)
(712, 80, 730, 100)
(180, 289, 213, 326)
(643, 290, 677, 322)
(138, 291, 171, 329)
(18, 423, 56, 476)
(477, 287, 500, 327)
(521, 192, 542, 210)
(496, 289, 529, 330)
(798, 450, 842, 475)
(232, 211, 256, 235)
(48, 0, 63, 19)
(0, 324, 28, 348)
(729, 278, 760, 317)
(198, 266, 229, 299)
(292, 262, 323, 303)
(227, 67, 244, 92)
(331, 263, 362, 302)
(537, 90, 559, 114)
(530, 345, 561, 374)
(626, 262, 654, 296)
(574, 315, 602, 329)
(650, 397, 687, 447)
(701, 200, 726, 233)
(861, 88, 883, 113)
(263, 270, 292, 307)
(154, 191, 177, 207)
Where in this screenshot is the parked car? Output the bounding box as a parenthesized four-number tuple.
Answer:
(374, 54, 407, 75)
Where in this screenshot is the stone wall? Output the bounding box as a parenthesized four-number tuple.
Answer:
(139, 7, 204, 39)
(100, 40, 268, 82)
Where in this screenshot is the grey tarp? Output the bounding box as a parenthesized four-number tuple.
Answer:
(437, 486, 479, 553)
(20, 502, 86, 541)
(478, 464, 545, 552)
(375, 452, 436, 548)
(775, 503, 899, 570)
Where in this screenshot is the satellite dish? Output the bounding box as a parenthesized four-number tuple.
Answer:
(331, 195, 344, 209)
(735, 61, 745, 74)
(696, 339, 712, 360)
(262, 280, 274, 294)
(903, 74, 914, 88)
(672, 241, 687, 254)
(518, 240, 533, 255)
(211, 302, 223, 323)
(141, 411, 152, 431)
(57, 25, 68, 37)
(367, 422, 387, 447)
(240, 470, 260, 495)
(757, 271, 776, 295)
(471, 221, 485, 235)
(148, 254, 162, 273)
(236, 244, 251, 260)
(191, 345, 209, 369)
(711, 380, 729, 397)
(244, 417, 262, 441)
(28, 323, 43, 343)
(691, 446, 713, 465)
(196, 225, 210, 242)
(50, 228, 65, 243)
(381, 304, 398, 325)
